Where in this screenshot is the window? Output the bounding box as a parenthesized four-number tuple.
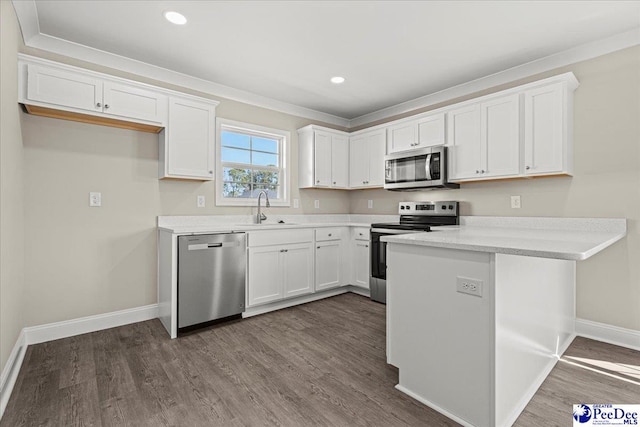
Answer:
(216, 118, 290, 206)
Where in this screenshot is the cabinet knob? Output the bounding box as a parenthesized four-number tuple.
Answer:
(476, 170, 480, 174)
(209, 170, 213, 174)
(365, 245, 368, 248)
(316, 180, 320, 183)
(104, 104, 110, 109)
(333, 181, 336, 185)
(526, 166, 531, 170)
(481, 170, 485, 174)
(317, 246, 320, 249)
(328, 233, 332, 237)
(96, 102, 101, 108)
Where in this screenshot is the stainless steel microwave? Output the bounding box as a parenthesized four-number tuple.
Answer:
(384, 146, 459, 191)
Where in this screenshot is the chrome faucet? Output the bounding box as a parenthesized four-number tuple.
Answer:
(256, 190, 271, 224)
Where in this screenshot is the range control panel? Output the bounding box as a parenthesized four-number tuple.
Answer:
(398, 201, 458, 216)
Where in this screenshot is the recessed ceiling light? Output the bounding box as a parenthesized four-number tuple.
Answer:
(164, 11, 187, 25)
(330, 76, 345, 84)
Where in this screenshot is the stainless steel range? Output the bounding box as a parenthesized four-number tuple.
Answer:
(369, 201, 459, 303)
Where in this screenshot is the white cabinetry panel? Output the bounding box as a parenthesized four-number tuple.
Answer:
(26, 64, 103, 113)
(103, 81, 167, 124)
(524, 83, 566, 175)
(161, 97, 216, 180)
(283, 243, 314, 298)
(349, 129, 385, 188)
(247, 246, 282, 307)
(315, 240, 342, 291)
(447, 104, 482, 180)
(482, 94, 520, 178)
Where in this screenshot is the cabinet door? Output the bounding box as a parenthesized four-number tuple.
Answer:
(387, 121, 418, 153)
(353, 240, 370, 289)
(524, 83, 564, 175)
(447, 104, 481, 180)
(331, 135, 349, 188)
(247, 246, 283, 307)
(315, 240, 341, 291)
(367, 130, 386, 187)
(417, 113, 446, 148)
(314, 131, 332, 187)
(349, 135, 368, 188)
(481, 95, 520, 178)
(103, 81, 167, 124)
(165, 97, 215, 179)
(283, 243, 314, 298)
(26, 64, 103, 113)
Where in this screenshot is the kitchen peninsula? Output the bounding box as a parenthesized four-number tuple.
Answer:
(384, 216, 626, 427)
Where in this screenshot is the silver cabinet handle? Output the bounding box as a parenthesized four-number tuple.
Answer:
(526, 166, 531, 170)
(333, 181, 336, 185)
(365, 245, 368, 248)
(476, 170, 480, 174)
(328, 233, 332, 237)
(317, 246, 321, 249)
(104, 104, 110, 109)
(481, 170, 485, 174)
(96, 102, 101, 108)
(209, 170, 213, 174)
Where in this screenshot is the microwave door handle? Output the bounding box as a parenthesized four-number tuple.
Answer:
(425, 153, 432, 180)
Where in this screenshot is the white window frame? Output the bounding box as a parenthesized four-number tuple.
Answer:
(215, 118, 290, 207)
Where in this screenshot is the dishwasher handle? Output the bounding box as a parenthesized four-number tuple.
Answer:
(188, 241, 241, 251)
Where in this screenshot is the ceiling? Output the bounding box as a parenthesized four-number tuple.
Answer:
(16, 1, 640, 123)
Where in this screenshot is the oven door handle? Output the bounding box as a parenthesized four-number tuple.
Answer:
(425, 153, 432, 180)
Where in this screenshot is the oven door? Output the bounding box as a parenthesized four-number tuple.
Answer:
(371, 228, 422, 280)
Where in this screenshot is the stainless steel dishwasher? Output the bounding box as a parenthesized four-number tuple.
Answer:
(178, 232, 246, 331)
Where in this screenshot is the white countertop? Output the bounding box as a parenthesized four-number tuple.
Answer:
(159, 222, 371, 234)
(382, 223, 626, 261)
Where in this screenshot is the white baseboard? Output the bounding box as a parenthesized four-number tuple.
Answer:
(24, 304, 159, 345)
(243, 287, 350, 318)
(0, 329, 26, 420)
(576, 318, 640, 352)
(395, 384, 474, 427)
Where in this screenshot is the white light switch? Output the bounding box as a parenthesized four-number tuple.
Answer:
(510, 195, 521, 209)
(314, 200, 320, 209)
(197, 195, 205, 208)
(89, 192, 101, 207)
(293, 198, 300, 209)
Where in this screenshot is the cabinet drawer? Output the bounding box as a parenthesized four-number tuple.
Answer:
(315, 227, 343, 242)
(248, 228, 313, 247)
(353, 227, 370, 241)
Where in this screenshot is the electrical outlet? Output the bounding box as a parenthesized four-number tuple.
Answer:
(293, 198, 300, 209)
(511, 195, 521, 209)
(197, 195, 205, 208)
(456, 277, 483, 297)
(368, 200, 373, 209)
(89, 192, 101, 207)
(314, 200, 320, 209)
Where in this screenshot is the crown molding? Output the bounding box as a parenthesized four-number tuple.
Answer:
(11, 0, 640, 130)
(348, 28, 640, 128)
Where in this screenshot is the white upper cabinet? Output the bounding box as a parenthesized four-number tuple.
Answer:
(387, 121, 418, 153)
(447, 104, 482, 180)
(524, 82, 571, 176)
(26, 64, 103, 114)
(298, 126, 350, 189)
(349, 129, 385, 188)
(25, 63, 167, 125)
(160, 97, 216, 180)
(448, 94, 521, 181)
(331, 134, 349, 188)
(387, 112, 445, 154)
(481, 94, 520, 179)
(102, 81, 167, 124)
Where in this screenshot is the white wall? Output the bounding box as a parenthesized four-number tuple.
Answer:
(0, 1, 25, 372)
(351, 46, 640, 331)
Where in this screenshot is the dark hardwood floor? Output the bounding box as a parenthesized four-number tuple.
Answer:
(2, 293, 638, 426)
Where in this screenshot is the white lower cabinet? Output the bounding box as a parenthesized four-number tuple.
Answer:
(247, 229, 314, 308)
(352, 227, 370, 289)
(314, 228, 348, 291)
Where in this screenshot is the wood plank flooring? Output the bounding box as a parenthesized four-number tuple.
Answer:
(2, 293, 638, 426)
